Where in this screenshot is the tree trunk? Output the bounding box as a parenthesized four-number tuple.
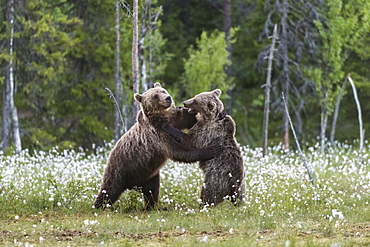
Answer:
(282, 93, 314, 186)
(223, 0, 233, 114)
(281, 0, 290, 152)
(132, 0, 139, 121)
(262, 24, 277, 157)
(2, 0, 21, 153)
(11, 99, 21, 153)
(347, 75, 364, 153)
(139, 0, 152, 93)
(320, 106, 328, 153)
(330, 77, 347, 146)
(148, 4, 153, 87)
(114, 0, 121, 141)
(2, 68, 11, 152)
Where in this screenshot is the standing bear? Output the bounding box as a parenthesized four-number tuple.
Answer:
(94, 83, 223, 210)
(162, 89, 245, 207)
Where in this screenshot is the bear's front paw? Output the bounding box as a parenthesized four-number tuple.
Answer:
(218, 110, 227, 120)
(161, 122, 172, 132)
(161, 122, 184, 141)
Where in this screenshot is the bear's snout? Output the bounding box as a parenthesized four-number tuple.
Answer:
(183, 100, 191, 108)
(165, 96, 172, 103)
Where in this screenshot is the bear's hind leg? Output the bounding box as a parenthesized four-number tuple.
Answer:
(141, 173, 160, 210)
(94, 182, 126, 209)
(199, 181, 224, 207)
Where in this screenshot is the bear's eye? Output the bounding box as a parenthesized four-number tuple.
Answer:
(154, 94, 159, 100)
(193, 99, 197, 104)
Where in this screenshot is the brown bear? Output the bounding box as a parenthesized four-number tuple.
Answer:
(162, 89, 245, 207)
(94, 83, 222, 210)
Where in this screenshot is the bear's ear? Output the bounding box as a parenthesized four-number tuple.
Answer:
(207, 102, 217, 112)
(154, 82, 162, 88)
(134, 93, 143, 103)
(213, 89, 222, 97)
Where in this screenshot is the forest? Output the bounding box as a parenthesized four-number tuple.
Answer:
(1, 0, 370, 152)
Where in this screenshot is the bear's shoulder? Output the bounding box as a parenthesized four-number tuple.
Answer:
(222, 115, 236, 135)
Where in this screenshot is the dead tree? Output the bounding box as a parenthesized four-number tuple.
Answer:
(114, 0, 122, 141)
(139, 1, 162, 93)
(347, 75, 364, 154)
(258, 0, 323, 152)
(282, 93, 314, 186)
(329, 78, 347, 146)
(132, 0, 139, 120)
(223, 0, 233, 114)
(2, 0, 21, 153)
(262, 24, 277, 157)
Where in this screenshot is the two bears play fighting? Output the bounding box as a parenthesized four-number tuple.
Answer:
(94, 83, 245, 209)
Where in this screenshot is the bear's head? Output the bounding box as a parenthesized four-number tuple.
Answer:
(134, 83, 174, 118)
(183, 89, 224, 121)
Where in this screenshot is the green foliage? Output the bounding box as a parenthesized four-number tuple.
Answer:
(313, 0, 370, 113)
(181, 29, 234, 99)
(1, 0, 370, 150)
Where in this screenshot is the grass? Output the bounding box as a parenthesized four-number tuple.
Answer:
(1, 141, 370, 246)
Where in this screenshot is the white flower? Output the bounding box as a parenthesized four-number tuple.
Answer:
(84, 219, 100, 226)
(200, 235, 208, 243)
(332, 209, 345, 220)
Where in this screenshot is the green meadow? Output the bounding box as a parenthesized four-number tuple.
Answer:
(1, 142, 370, 246)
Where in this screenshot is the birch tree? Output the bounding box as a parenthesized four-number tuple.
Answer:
(223, 0, 233, 114)
(139, 0, 162, 92)
(114, 0, 122, 141)
(2, 0, 21, 153)
(262, 24, 277, 157)
(132, 0, 139, 120)
(312, 0, 370, 151)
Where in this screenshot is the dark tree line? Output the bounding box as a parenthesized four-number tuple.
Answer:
(1, 0, 370, 152)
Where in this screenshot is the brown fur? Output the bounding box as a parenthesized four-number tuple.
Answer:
(162, 89, 245, 207)
(94, 83, 222, 210)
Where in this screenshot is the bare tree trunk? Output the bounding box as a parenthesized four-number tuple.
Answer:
(223, 0, 233, 114)
(132, 0, 140, 120)
(262, 24, 277, 157)
(320, 107, 328, 153)
(114, 0, 121, 141)
(140, 52, 147, 93)
(282, 93, 314, 186)
(347, 75, 364, 153)
(330, 77, 347, 146)
(294, 99, 304, 136)
(11, 102, 21, 153)
(281, 0, 290, 152)
(2, 0, 21, 153)
(148, 4, 153, 87)
(139, 0, 150, 93)
(2, 68, 11, 152)
(121, 92, 129, 133)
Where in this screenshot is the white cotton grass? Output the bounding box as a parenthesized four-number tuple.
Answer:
(0, 140, 369, 225)
(0, 143, 111, 212)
